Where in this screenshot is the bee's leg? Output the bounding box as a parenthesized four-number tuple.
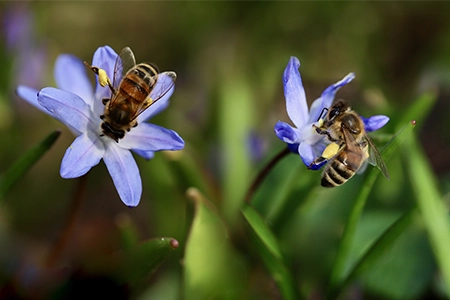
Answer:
(316, 107, 329, 122)
(308, 142, 340, 170)
(308, 156, 328, 170)
(102, 98, 110, 106)
(313, 124, 338, 142)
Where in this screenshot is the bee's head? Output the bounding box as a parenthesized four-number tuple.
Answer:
(101, 122, 125, 143)
(328, 99, 349, 121)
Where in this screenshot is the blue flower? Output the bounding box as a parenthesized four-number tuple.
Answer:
(16, 46, 184, 207)
(274, 56, 389, 170)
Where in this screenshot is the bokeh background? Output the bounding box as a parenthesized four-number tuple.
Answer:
(1, 2, 450, 299)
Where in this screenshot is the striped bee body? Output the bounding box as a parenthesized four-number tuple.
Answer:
(84, 47, 176, 142)
(309, 99, 389, 187)
(321, 141, 368, 187)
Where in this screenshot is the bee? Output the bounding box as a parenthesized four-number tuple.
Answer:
(308, 99, 390, 187)
(84, 47, 176, 142)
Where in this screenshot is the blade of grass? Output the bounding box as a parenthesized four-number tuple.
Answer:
(242, 203, 299, 300)
(405, 135, 450, 297)
(115, 237, 179, 286)
(0, 130, 61, 200)
(340, 207, 417, 291)
(327, 121, 416, 299)
(398, 91, 436, 132)
(184, 188, 248, 300)
(218, 68, 253, 227)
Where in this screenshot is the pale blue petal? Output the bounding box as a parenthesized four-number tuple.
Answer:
(283, 57, 309, 128)
(92, 46, 118, 117)
(60, 131, 104, 178)
(361, 115, 389, 132)
(309, 73, 355, 123)
(16, 85, 52, 116)
(307, 147, 329, 171)
(308, 97, 327, 124)
(54, 54, 93, 104)
(103, 143, 142, 207)
(299, 142, 316, 167)
(119, 123, 184, 152)
(38, 87, 97, 133)
(274, 121, 300, 144)
(132, 149, 155, 160)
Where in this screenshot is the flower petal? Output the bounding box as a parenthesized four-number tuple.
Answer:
(298, 142, 316, 167)
(16, 85, 52, 116)
(132, 149, 155, 160)
(92, 46, 118, 117)
(361, 115, 390, 132)
(38, 87, 97, 133)
(274, 121, 300, 144)
(54, 54, 93, 104)
(309, 72, 355, 123)
(283, 56, 309, 128)
(103, 143, 142, 207)
(119, 123, 185, 152)
(60, 131, 104, 178)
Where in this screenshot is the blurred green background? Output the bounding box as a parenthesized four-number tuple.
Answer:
(1, 2, 450, 299)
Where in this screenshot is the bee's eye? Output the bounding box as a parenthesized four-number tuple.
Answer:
(329, 108, 340, 119)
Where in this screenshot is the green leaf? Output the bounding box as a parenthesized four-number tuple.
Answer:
(242, 204, 283, 261)
(115, 213, 140, 250)
(184, 188, 248, 300)
(0, 130, 61, 200)
(115, 237, 179, 286)
(397, 91, 437, 132)
(218, 67, 253, 226)
(342, 208, 417, 288)
(404, 135, 450, 297)
(356, 211, 435, 299)
(328, 120, 416, 299)
(242, 203, 299, 300)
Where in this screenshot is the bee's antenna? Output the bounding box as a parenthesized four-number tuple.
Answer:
(317, 107, 329, 122)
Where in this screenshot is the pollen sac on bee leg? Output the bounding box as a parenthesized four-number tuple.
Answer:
(97, 69, 110, 87)
(308, 142, 340, 170)
(322, 142, 340, 159)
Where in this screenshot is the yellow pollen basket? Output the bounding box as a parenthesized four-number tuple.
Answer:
(317, 118, 324, 127)
(144, 97, 154, 107)
(322, 142, 339, 159)
(97, 69, 110, 87)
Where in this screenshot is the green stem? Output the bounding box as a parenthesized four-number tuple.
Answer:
(244, 147, 291, 204)
(45, 174, 88, 267)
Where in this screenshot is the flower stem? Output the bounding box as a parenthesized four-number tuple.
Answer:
(45, 174, 88, 268)
(244, 147, 291, 204)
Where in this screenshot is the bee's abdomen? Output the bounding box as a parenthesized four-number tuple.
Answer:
(119, 64, 157, 105)
(321, 153, 358, 188)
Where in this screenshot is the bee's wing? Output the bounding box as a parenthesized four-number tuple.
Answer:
(112, 47, 136, 93)
(341, 126, 372, 173)
(365, 135, 390, 180)
(130, 71, 177, 120)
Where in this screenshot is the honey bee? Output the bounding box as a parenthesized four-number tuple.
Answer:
(308, 99, 390, 187)
(84, 47, 176, 142)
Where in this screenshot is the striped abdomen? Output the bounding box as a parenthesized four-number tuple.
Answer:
(109, 63, 158, 126)
(321, 145, 366, 188)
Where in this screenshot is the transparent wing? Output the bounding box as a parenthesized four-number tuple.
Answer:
(112, 47, 136, 92)
(366, 135, 390, 180)
(130, 71, 176, 120)
(341, 126, 370, 173)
